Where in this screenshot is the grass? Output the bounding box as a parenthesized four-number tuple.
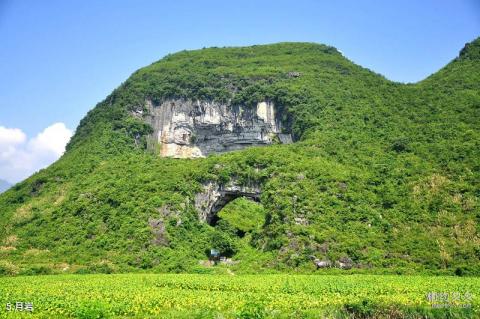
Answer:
(0, 274, 478, 318)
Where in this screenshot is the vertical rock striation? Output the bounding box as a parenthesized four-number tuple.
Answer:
(144, 99, 292, 158)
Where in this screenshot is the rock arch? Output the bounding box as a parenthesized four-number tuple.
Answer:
(194, 181, 261, 225)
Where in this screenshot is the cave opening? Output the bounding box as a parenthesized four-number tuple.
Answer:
(205, 189, 266, 260)
(207, 191, 261, 227)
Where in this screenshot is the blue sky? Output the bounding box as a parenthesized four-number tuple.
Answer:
(0, 0, 479, 183)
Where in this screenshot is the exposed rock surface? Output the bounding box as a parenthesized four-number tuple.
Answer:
(309, 256, 332, 269)
(194, 180, 261, 223)
(309, 255, 354, 270)
(148, 218, 167, 246)
(144, 99, 292, 158)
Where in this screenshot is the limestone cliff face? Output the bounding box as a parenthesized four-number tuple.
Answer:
(144, 99, 292, 158)
(194, 180, 261, 223)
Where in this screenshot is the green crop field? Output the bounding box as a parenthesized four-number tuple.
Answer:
(0, 274, 478, 318)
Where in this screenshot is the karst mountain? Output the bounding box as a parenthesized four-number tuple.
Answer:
(1, 38, 479, 275)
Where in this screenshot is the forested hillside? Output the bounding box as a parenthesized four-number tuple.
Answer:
(1, 39, 479, 276)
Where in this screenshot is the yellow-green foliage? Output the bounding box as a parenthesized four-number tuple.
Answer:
(0, 274, 478, 318)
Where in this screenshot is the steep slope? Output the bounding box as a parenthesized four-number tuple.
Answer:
(0, 39, 478, 276)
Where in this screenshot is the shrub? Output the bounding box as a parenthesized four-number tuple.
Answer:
(0, 261, 19, 276)
(21, 265, 53, 276)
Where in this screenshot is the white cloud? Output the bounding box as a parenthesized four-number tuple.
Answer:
(29, 123, 73, 156)
(0, 123, 73, 184)
(0, 127, 26, 145)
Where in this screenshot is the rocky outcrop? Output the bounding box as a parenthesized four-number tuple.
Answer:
(309, 256, 332, 269)
(143, 99, 292, 158)
(194, 180, 261, 223)
(309, 255, 354, 270)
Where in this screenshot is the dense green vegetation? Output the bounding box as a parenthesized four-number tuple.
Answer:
(0, 274, 478, 318)
(0, 39, 479, 276)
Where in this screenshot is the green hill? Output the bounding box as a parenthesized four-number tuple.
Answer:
(1, 39, 479, 276)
